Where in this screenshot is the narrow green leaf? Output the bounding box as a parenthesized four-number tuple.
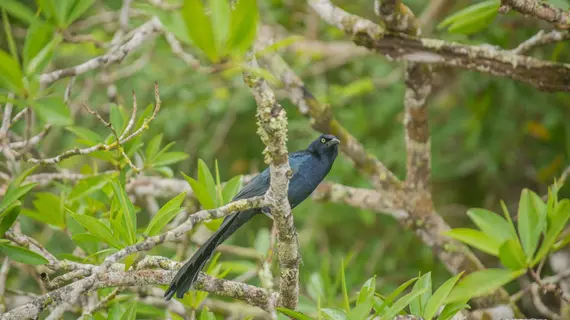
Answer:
(0, 205, 20, 236)
(111, 182, 137, 245)
(467, 208, 517, 243)
(199, 306, 217, 320)
(66, 0, 94, 25)
(254, 228, 270, 255)
(70, 211, 121, 248)
(227, 0, 258, 56)
(0, 183, 37, 215)
(198, 159, 217, 205)
(437, 0, 499, 35)
(182, 0, 218, 61)
(533, 199, 570, 265)
(0, 49, 23, 91)
(211, 0, 230, 55)
(3, 9, 21, 71)
(444, 228, 501, 256)
(357, 276, 376, 305)
(21, 192, 65, 227)
(68, 175, 110, 201)
(445, 269, 524, 303)
(277, 307, 314, 320)
(145, 134, 163, 163)
(0, 0, 39, 24)
(37, 0, 58, 24)
(499, 239, 527, 270)
(145, 192, 187, 236)
(518, 189, 542, 260)
(340, 258, 350, 313)
(321, 308, 347, 320)
(182, 172, 216, 209)
(424, 273, 463, 320)
(381, 288, 427, 320)
(23, 21, 54, 72)
(408, 273, 431, 318)
(66, 126, 102, 143)
(376, 276, 417, 316)
(154, 152, 189, 167)
(31, 96, 73, 126)
(222, 175, 242, 204)
(120, 301, 137, 320)
(0, 244, 49, 265)
(437, 302, 470, 320)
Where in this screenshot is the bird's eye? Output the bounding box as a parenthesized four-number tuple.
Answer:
(321, 138, 326, 143)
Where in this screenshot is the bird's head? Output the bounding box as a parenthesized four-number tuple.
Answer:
(307, 134, 340, 161)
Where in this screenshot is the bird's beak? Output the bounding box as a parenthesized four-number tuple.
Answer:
(327, 137, 340, 146)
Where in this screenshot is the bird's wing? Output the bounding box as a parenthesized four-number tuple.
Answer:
(231, 150, 310, 201)
(232, 169, 270, 201)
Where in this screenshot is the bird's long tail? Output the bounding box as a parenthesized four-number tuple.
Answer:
(164, 209, 256, 300)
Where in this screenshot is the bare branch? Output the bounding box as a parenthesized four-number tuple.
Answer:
(308, 0, 570, 91)
(0, 93, 14, 142)
(500, 0, 570, 29)
(0, 125, 51, 152)
(27, 83, 161, 165)
(0, 257, 9, 313)
(513, 29, 570, 54)
(0, 270, 273, 320)
(243, 51, 298, 308)
(40, 18, 161, 86)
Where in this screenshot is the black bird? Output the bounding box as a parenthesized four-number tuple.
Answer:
(164, 134, 340, 300)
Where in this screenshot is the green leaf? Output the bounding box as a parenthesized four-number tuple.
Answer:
(467, 208, 517, 243)
(145, 134, 163, 163)
(31, 96, 73, 126)
(21, 192, 65, 228)
(120, 301, 137, 320)
(533, 199, 570, 265)
(357, 276, 376, 305)
(0, 205, 20, 236)
(437, 302, 470, 320)
(70, 211, 121, 248)
(23, 21, 55, 73)
(198, 159, 217, 206)
(374, 276, 417, 316)
(182, 172, 216, 209)
(182, 0, 218, 61)
(211, 0, 230, 55)
(321, 308, 347, 320)
(222, 175, 242, 204)
(444, 228, 501, 256)
(307, 272, 325, 301)
(199, 306, 217, 320)
(3, 9, 21, 72)
(227, 0, 258, 56)
(499, 239, 527, 270)
(381, 288, 427, 320)
(66, 0, 94, 25)
(348, 276, 376, 319)
(340, 258, 350, 313)
(445, 269, 524, 303)
(518, 189, 543, 260)
(408, 273, 431, 318)
(0, 0, 39, 24)
(68, 175, 110, 201)
(277, 307, 314, 320)
(37, 0, 58, 24)
(111, 182, 137, 245)
(154, 152, 189, 167)
(109, 104, 126, 134)
(72, 233, 100, 254)
(0, 244, 49, 265)
(0, 49, 23, 91)
(26, 29, 60, 76)
(437, 0, 499, 35)
(424, 273, 463, 320)
(144, 192, 187, 236)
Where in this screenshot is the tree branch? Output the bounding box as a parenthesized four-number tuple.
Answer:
(308, 0, 570, 92)
(500, 0, 570, 29)
(243, 51, 298, 309)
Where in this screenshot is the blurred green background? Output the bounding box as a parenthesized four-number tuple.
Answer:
(1, 0, 570, 317)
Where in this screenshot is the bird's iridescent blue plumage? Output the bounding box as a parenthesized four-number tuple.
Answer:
(164, 134, 339, 300)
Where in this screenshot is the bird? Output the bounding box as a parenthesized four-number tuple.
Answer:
(164, 134, 340, 300)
